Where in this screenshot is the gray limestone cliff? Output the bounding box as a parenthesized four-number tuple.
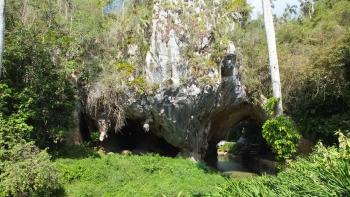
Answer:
(80, 0, 266, 160)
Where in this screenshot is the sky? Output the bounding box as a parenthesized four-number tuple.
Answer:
(247, 0, 300, 19)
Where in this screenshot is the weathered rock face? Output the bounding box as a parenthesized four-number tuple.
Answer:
(81, 0, 265, 160)
(145, 0, 185, 86)
(127, 55, 261, 160)
(146, 0, 227, 87)
(84, 58, 264, 160)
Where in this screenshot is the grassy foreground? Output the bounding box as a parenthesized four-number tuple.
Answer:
(55, 151, 226, 197)
(54, 134, 350, 197)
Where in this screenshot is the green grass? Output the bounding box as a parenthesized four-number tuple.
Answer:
(55, 151, 227, 197)
(54, 132, 350, 197)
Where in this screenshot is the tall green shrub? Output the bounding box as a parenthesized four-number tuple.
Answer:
(2, 28, 76, 148)
(262, 116, 300, 161)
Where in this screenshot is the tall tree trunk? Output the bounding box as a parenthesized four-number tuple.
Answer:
(262, 0, 283, 115)
(0, 0, 4, 77)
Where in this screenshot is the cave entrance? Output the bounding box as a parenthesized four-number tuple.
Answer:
(100, 119, 180, 157)
(205, 119, 276, 175)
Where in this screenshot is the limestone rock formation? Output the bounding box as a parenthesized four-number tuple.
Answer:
(81, 0, 265, 161)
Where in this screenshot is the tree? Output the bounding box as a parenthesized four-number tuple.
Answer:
(262, 0, 283, 115)
(282, 4, 298, 21)
(0, 0, 4, 77)
(299, 0, 315, 19)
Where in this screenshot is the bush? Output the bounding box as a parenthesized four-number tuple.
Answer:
(2, 28, 76, 148)
(0, 84, 33, 158)
(0, 114, 32, 159)
(262, 116, 301, 161)
(0, 143, 62, 197)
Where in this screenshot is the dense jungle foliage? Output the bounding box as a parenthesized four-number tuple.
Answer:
(0, 0, 349, 196)
(236, 0, 350, 144)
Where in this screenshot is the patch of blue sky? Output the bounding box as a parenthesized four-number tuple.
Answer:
(247, 0, 300, 19)
(104, 0, 124, 13)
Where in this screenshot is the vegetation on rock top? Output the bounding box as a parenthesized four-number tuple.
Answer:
(0, 0, 349, 196)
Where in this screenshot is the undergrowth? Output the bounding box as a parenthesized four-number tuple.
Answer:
(54, 133, 350, 196)
(216, 133, 350, 197)
(55, 152, 226, 197)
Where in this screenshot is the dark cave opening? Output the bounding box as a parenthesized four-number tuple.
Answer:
(79, 112, 92, 142)
(99, 119, 180, 157)
(204, 119, 275, 174)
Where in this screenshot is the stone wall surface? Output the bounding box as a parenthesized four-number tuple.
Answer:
(82, 0, 265, 160)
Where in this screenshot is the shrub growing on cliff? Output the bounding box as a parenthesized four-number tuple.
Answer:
(262, 116, 300, 161)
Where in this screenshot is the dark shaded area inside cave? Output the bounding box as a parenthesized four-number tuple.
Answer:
(204, 119, 273, 168)
(99, 119, 180, 157)
(79, 112, 275, 173)
(79, 112, 92, 142)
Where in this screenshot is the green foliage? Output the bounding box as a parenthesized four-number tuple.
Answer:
(0, 114, 32, 158)
(116, 61, 135, 75)
(225, 0, 252, 22)
(128, 76, 148, 94)
(1, 1, 349, 195)
(0, 143, 62, 197)
(236, 0, 350, 144)
(54, 144, 100, 159)
(263, 97, 279, 117)
(53, 134, 350, 196)
(262, 116, 301, 161)
(90, 132, 101, 143)
(51, 134, 350, 197)
(0, 83, 33, 158)
(0, 84, 11, 113)
(55, 151, 226, 196)
(2, 28, 76, 148)
(233, 18, 270, 98)
(0, 0, 101, 148)
(216, 133, 350, 196)
(299, 113, 350, 145)
(218, 142, 237, 153)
